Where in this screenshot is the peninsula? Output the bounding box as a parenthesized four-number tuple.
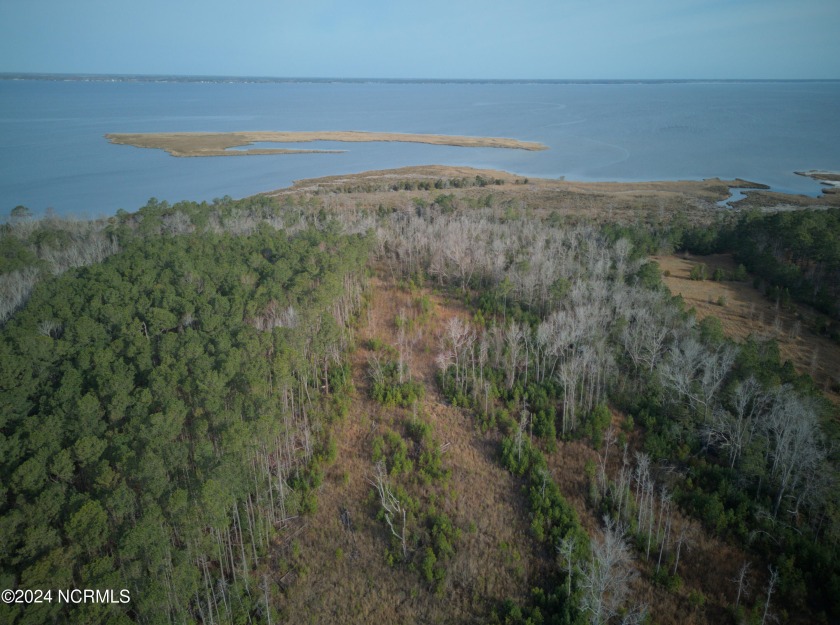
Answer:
(105, 130, 549, 157)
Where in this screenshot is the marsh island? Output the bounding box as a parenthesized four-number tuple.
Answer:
(105, 130, 549, 157)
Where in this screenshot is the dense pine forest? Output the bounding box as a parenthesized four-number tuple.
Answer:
(1, 175, 839, 625)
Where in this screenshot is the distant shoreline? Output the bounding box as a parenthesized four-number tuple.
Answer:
(5, 73, 840, 85)
(105, 131, 549, 157)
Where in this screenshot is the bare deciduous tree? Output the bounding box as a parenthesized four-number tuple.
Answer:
(580, 516, 637, 625)
(732, 560, 751, 610)
(556, 535, 577, 598)
(369, 461, 408, 559)
(659, 336, 735, 420)
(763, 391, 826, 519)
(622, 308, 670, 374)
(703, 376, 770, 468)
(761, 565, 779, 625)
(0, 266, 40, 324)
(672, 525, 691, 576)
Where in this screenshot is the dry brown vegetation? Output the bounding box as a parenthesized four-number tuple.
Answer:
(286, 164, 840, 220)
(105, 131, 548, 157)
(655, 253, 840, 404)
(277, 277, 545, 623)
(276, 275, 767, 625)
(267, 164, 770, 228)
(545, 413, 763, 625)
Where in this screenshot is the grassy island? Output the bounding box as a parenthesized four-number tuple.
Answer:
(105, 130, 549, 157)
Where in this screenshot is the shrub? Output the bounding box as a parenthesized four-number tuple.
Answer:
(372, 430, 414, 476)
(689, 263, 707, 280)
(583, 403, 612, 448)
(370, 359, 425, 407)
(421, 547, 438, 585)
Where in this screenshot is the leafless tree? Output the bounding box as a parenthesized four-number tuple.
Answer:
(557, 356, 581, 435)
(598, 426, 617, 496)
(700, 343, 737, 415)
(761, 565, 779, 625)
(515, 409, 530, 464)
(556, 535, 577, 598)
(633, 452, 652, 530)
(36, 318, 62, 338)
(250, 301, 297, 332)
(504, 321, 525, 390)
(655, 487, 672, 572)
(580, 516, 637, 625)
(672, 525, 690, 577)
(763, 391, 826, 519)
(732, 560, 751, 611)
(619, 606, 649, 625)
(612, 238, 632, 283)
(448, 316, 475, 387)
(622, 308, 671, 375)
(39, 230, 120, 275)
(369, 461, 408, 559)
(614, 444, 632, 523)
(443, 228, 474, 290)
(659, 336, 735, 420)
(703, 376, 771, 468)
(658, 336, 705, 406)
(0, 266, 39, 323)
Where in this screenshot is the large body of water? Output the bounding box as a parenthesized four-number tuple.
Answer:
(1, 77, 838, 218)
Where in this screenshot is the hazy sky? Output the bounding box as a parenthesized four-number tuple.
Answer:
(1, 0, 838, 79)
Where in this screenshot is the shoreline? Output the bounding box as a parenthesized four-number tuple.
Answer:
(11, 165, 840, 222)
(261, 165, 826, 226)
(268, 164, 810, 203)
(105, 131, 549, 157)
(279, 165, 761, 194)
(795, 170, 840, 196)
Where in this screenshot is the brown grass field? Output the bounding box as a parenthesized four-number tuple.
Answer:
(655, 253, 840, 404)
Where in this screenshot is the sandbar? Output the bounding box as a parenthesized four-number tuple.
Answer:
(105, 131, 549, 157)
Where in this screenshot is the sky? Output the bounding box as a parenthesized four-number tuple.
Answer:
(1, 0, 838, 79)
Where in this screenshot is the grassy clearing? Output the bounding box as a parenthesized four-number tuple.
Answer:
(656, 253, 840, 404)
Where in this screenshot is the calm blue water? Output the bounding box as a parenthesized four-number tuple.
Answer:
(1, 78, 838, 217)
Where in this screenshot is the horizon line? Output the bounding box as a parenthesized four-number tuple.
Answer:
(2, 72, 839, 84)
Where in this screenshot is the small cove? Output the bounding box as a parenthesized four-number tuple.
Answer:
(716, 187, 765, 207)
